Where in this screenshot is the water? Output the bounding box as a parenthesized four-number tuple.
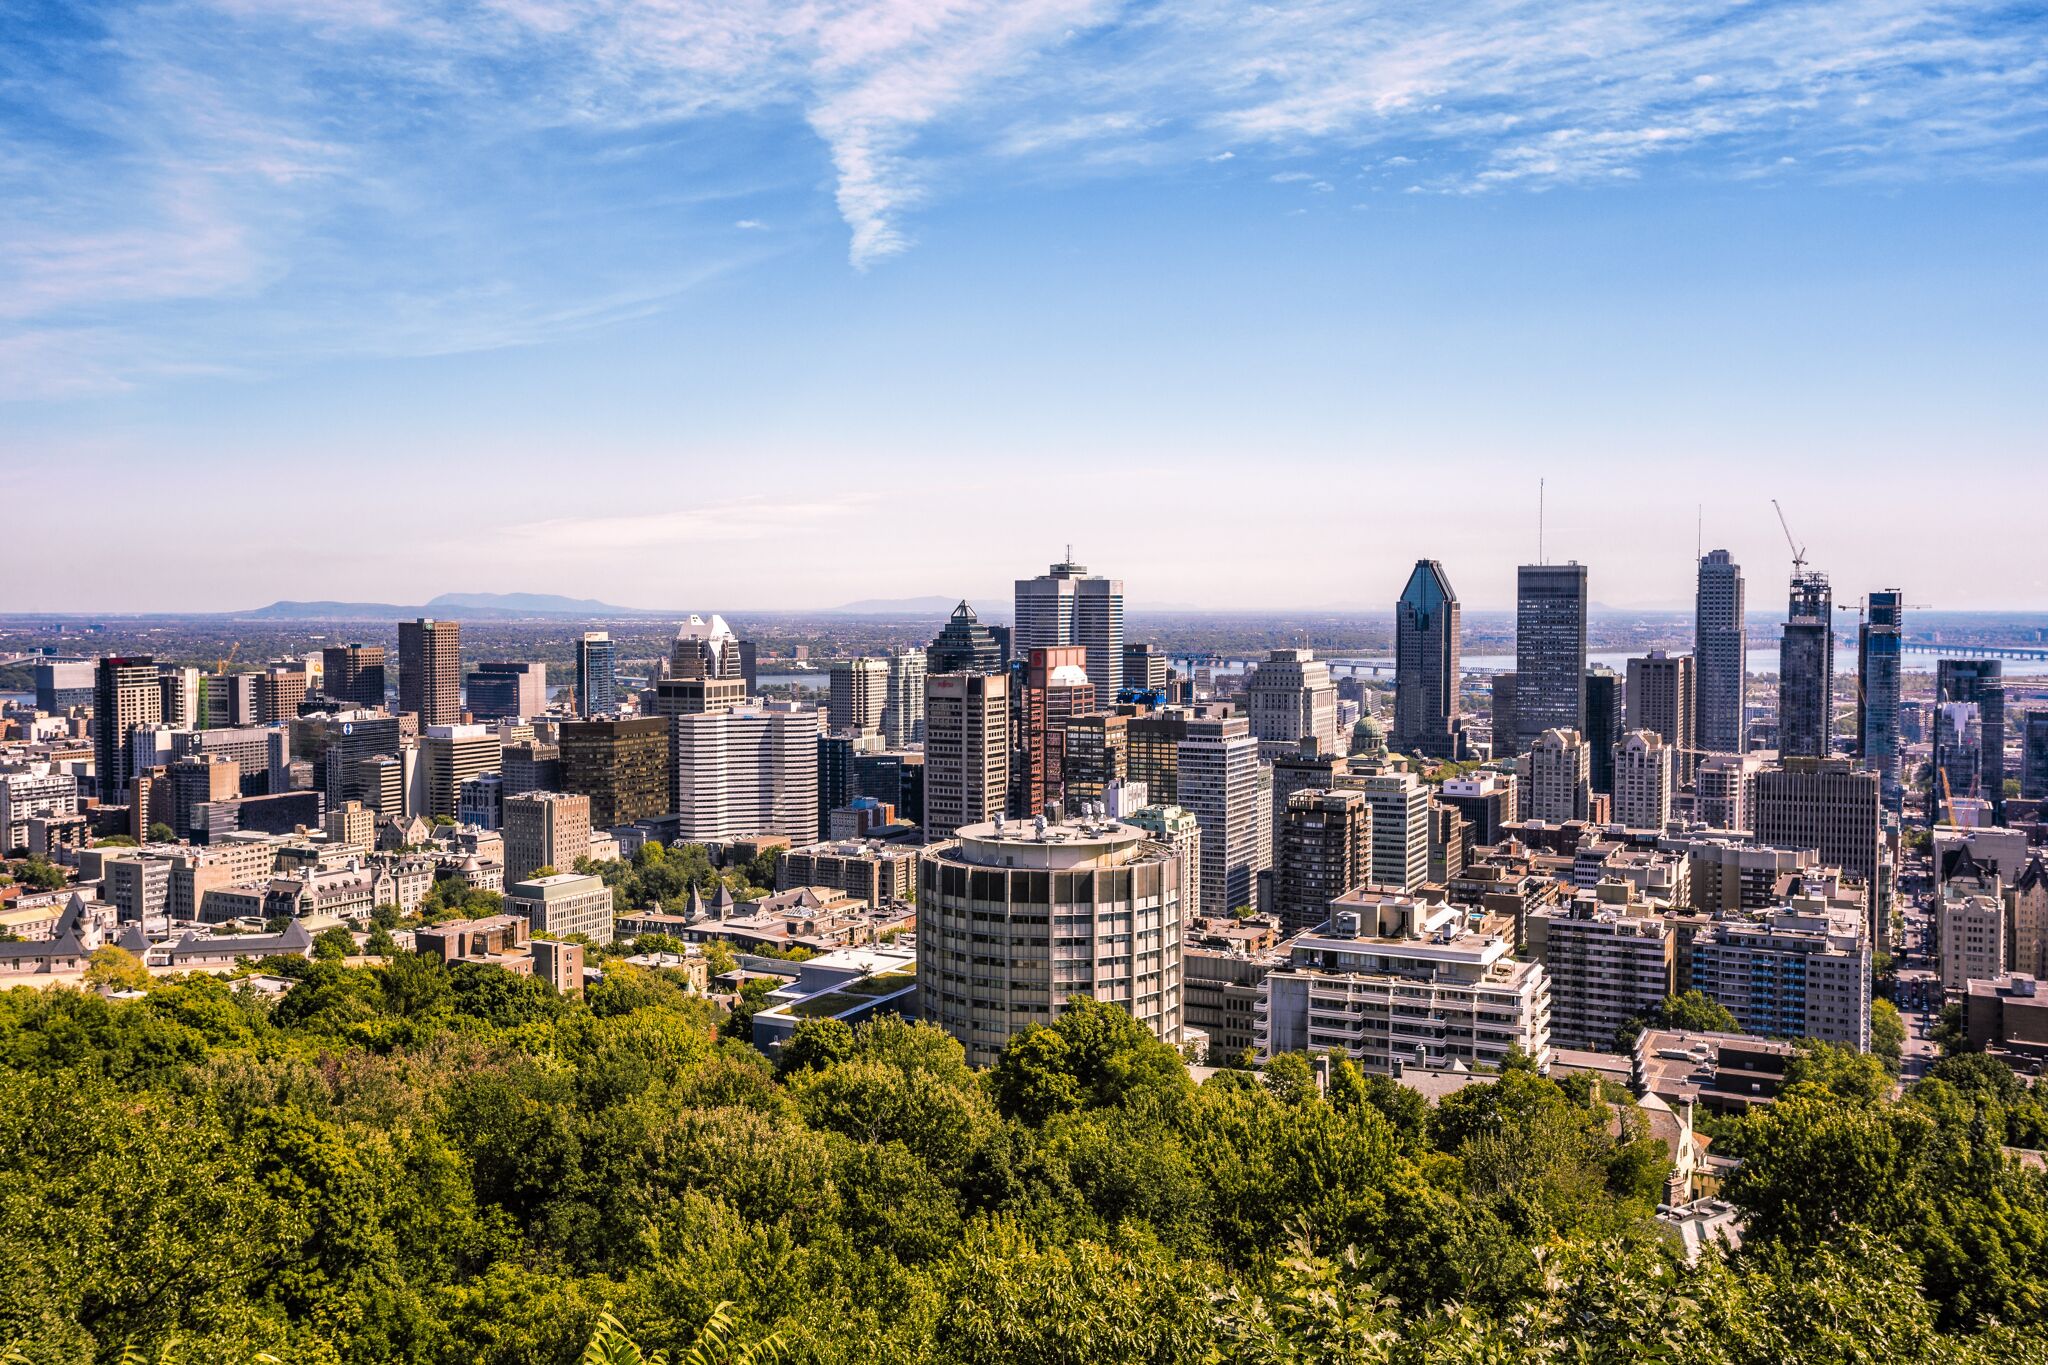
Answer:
(1177, 650, 2048, 680)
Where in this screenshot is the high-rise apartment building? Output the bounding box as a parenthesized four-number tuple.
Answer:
(1348, 770, 1430, 894)
(321, 644, 387, 709)
(1751, 758, 1882, 936)
(828, 658, 889, 734)
(923, 673, 1009, 838)
(1244, 649, 1340, 762)
(465, 661, 547, 722)
(919, 815, 1185, 1066)
(1014, 553, 1123, 709)
(1856, 591, 1904, 801)
(575, 632, 617, 718)
(881, 648, 926, 747)
(559, 716, 670, 829)
(1933, 659, 2006, 825)
(1178, 711, 1264, 915)
(398, 618, 462, 727)
(2024, 712, 2048, 802)
(1612, 731, 1674, 830)
(1692, 902, 1870, 1050)
(1584, 665, 1623, 795)
(204, 672, 259, 729)
(1527, 889, 1676, 1050)
(1125, 804, 1202, 926)
(670, 704, 820, 844)
(1273, 789, 1373, 934)
(420, 724, 502, 821)
(255, 666, 310, 725)
(1515, 563, 1588, 748)
(1393, 559, 1463, 759)
(503, 791, 591, 883)
(1518, 728, 1590, 824)
(1694, 754, 1760, 832)
(928, 601, 1004, 674)
(1939, 885, 2005, 993)
(94, 656, 163, 803)
(1625, 652, 1695, 785)
(158, 666, 202, 730)
(1694, 549, 1747, 755)
(1778, 572, 1834, 759)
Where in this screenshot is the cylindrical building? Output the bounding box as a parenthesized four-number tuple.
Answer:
(918, 815, 1185, 1066)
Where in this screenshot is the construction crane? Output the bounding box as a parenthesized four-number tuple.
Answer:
(1771, 499, 1806, 574)
(215, 641, 241, 673)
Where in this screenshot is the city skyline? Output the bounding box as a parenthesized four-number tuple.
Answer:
(6, 2, 2046, 614)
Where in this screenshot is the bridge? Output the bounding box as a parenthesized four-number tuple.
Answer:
(1900, 642, 2048, 662)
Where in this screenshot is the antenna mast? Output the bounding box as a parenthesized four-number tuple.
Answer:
(1538, 478, 1546, 565)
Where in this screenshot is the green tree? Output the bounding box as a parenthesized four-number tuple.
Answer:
(1871, 997, 1907, 1073)
(1614, 989, 1741, 1051)
(991, 996, 1193, 1126)
(311, 925, 357, 961)
(83, 946, 151, 993)
(145, 822, 174, 844)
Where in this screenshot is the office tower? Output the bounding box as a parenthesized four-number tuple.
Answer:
(256, 666, 310, 724)
(166, 755, 240, 839)
(466, 661, 547, 722)
(1514, 563, 1588, 748)
(1694, 754, 1759, 832)
(1127, 707, 1192, 804)
(1694, 549, 1747, 755)
(924, 673, 1009, 838)
(575, 632, 617, 718)
(1518, 728, 1590, 823)
(817, 730, 872, 837)
(653, 671, 745, 719)
(2024, 713, 2048, 801)
(293, 710, 403, 807)
(881, 648, 926, 747)
(205, 672, 259, 729)
(1934, 660, 2006, 824)
(1257, 892, 1551, 1072)
(1526, 892, 1676, 1050)
(919, 814, 1185, 1066)
(1490, 672, 1519, 760)
(501, 741, 562, 797)
(458, 773, 504, 830)
(1063, 711, 1130, 815)
(670, 703, 821, 843)
(1612, 731, 1674, 829)
(1123, 643, 1169, 695)
(828, 658, 889, 734)
(34, 658, 94, 711)
(420, 725, 501, 820)
(1778, 572, 1834, 759)
(928, 601, 1004, 674)
(1126, 804, 1202, 924)
(321, 644, 387, 709)
(1393, 559, 1463, 758)
(157, 666, 202, 730)
(1349, 771, 1430, 893)
(1752, 758, 1882, 935)
(1244, 649, 1340, 762)
(94, 656, 163, 803)
(1014, 552, 1123, 708)
(671, 613, 744, 682)
(1273, 789, 1373, 934)
(1177, 711, 1264, 914)
(398, 618, 462, 726)
(508, 873, 616, 946)
(1019, 647, 1092, 818)
(559, 716, 670, 828)
(1856, 591, 1904, 800)
(1691, 902, 1870, 1049)
(1625, 651, 1695, 783)
(1438, 772, 1516, 845)
(1583, 666, 1623, 795)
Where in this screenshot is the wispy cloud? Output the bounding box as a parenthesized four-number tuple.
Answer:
(5, 0, 2044, 396)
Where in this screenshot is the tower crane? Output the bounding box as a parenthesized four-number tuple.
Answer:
(1770, 499, 1806, 574)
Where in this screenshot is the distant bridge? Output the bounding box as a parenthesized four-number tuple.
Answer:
(1899, 642, 2048, 662)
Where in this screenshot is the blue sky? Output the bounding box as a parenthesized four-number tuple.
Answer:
(4, 0, 2045, 613)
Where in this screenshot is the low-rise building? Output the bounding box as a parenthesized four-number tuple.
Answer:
(776, 839, 919, 907)
(1963, 974, 2048, 1056)
(505, 872, 615, 946)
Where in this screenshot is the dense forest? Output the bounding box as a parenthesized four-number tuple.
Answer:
(2, 954, 2045, 1364)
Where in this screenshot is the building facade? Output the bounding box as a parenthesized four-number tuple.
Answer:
(1393, 559, 1464, 759)
(923, 672, 1009, 838)
(1778, 572, 1834, 759)
(1515, 563, 1588, 748)
(1014, 554, 1123, 709)
(398, 618, 462, 727)
(1694, 549, 1748, 756)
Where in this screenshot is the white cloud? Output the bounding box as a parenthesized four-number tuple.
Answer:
(734, 218, 767, 229)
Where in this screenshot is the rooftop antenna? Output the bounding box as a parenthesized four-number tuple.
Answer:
(1538, 477, 1546, 564)
(1696, 504, 1702, 562)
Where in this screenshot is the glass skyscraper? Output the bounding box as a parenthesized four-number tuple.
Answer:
(1693, 549, 1747, 755)
(576, 631, 616, 718)
(1778, 571, 1834, 759)
(1856, 590, 1903, 804)
(1393, 559, 1464, 759)
(1514, 563, 1588, 749)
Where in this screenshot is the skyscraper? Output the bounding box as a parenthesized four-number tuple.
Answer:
(1244, 649, 1339, 762)
(1515, 563, 1588, 748)
(503, 791, 591, 884)
(1177, 711, 1264, 915)
(1778, 572, 1834, 759)
(1856, 590, 1903, 801)
(671, 614, 744, 681)
(1273, 789, 1373, 934)
(2024, 712, 2048, 802)
(1393, 559, 1463, 759)
(672, 703, 822, 844)
(1625, 651, 1695, 783)
(1694, 549, 1747, 755)
(1751, 758, 1882, 940)
(1014, 552, 1123, 709)
(1518, 728, 1590, 824)
(881, 648, 927, 747)
(927, 601, 1004, 674)
(924, 672, 1009, 838)
(1123, 643, 1169, 695)
(559, 717, 670, 829)
(1348, 771, 1430, 894)
(828, 658, 889, 734)
(93, 656, 163, 804)
(321, 644, 387, 709)
(398, 618, 462, 727)
(1933, 659, 2006, 824)
(1583, 666, 1623, 796)
(1019, 647, 1092, 818)
(465, 661, 547, 721)
(1612, 731, 1674, 830)
(575, 632, 616, 718)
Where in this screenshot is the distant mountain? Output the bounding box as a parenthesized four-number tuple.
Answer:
(237, 593, 659, 621)
(829, 595, 966, 616)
